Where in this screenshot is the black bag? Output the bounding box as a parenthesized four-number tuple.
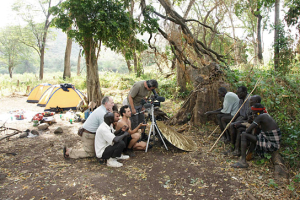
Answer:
(78, 127, 84, 137)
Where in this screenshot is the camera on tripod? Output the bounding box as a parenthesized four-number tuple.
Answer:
(141, 89, 165, 109)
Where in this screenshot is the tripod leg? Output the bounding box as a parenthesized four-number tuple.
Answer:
(154, 124, 168, 150)
(145, 123, 154, 152)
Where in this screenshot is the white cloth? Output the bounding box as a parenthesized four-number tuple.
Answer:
(82, 105, 108, 133)
(95, 122, 115, 158)
(221, 92, 240, 116)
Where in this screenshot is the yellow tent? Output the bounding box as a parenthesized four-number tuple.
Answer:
(37, 84, 85, 111)
(27, 83, 52, 103)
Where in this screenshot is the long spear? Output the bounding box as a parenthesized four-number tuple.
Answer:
(209, 76, 263, 152)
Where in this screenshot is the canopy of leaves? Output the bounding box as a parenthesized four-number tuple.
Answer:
(284, 0, 300, 32)
(51, 0, 141, 51)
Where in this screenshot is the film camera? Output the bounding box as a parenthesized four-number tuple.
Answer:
(141, 89, 165, 108)
(140, 89, 168, 152)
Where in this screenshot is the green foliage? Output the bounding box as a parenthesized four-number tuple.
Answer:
(225, 64, 300, 167)
(0, 26, 33, 77)
(52, 0, 143, 52)
(294, 174, 300, 183)
(284, 0, 300, 32)
(268, 179, 278, 188)
(272, 22, 296, 74)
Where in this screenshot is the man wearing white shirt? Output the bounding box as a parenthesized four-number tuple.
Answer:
(64, 96, 114, 159)
(205, 87, 240, 143)
(95, 112, 130, 167)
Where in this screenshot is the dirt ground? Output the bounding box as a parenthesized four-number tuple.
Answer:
(0, 96, 297, 199)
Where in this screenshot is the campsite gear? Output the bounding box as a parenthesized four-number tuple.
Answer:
(153, 121, 197, 152)
(33, 120, 39, 127)
(84, 109, 90, 119)
(32, 113, 44, 122)
(37, 84, 85, 111)
(27, 83, 52, 103)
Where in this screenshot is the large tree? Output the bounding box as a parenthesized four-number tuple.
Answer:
(13, 0, 62, 80)
(0, 26, 30, 78)
(141, 0, 229, 125)
(51, 0, 145, 105)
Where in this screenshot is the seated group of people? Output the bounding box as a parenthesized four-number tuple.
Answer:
(63, 79, 159, 168)
(206, 86, 282, 168)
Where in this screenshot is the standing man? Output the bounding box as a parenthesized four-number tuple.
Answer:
(126, 79, 158, 140)
(205, 87, 240, 143)
(64, 96, 114, 159)
(95, 112, 130, 167)
(116, 105, 147, 156)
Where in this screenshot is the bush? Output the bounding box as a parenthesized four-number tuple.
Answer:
(225, 64, 300, 167)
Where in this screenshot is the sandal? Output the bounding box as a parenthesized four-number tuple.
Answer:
(63, 146, 69, 159)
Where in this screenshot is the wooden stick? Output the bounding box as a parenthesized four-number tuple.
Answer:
(0, 130, 21, 141)
(207, 126, 219, 138)
(209, 77, 263, 152)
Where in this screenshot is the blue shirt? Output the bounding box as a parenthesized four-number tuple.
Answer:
(82, 105, 108, 133)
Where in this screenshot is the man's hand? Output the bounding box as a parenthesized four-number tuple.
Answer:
(139, 123, 147, 128)
(131, 108, 136, 115)
(141, 107, 145, 111)
(204, 111, 212, 115)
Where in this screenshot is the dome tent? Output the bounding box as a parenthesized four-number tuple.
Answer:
(27, 83, 52, 103)
(37, 83, 85, 111)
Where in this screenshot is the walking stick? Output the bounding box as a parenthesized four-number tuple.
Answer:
(209, 77, 262, 152)
(207, 126, 219, 138)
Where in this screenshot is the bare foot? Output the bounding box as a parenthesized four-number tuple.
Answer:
(231, 161, 249, 168)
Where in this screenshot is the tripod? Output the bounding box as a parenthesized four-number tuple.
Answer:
(144, 104, 168, 152)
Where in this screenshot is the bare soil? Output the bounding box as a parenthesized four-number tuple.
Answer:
(0, 96, 297, 199)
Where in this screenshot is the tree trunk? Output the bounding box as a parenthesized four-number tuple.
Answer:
(176, 61, 187, 92)
(168, 63, 225, 126)
(256, 12, 263, 64)
(77, 49, 82, 76)
(9, 65, 13, 78)
(133, 50, 137, 74)
(39, 48, 45, 80)
(63, 30, 72, 80)
(274, 0, 280, 70)
(83, 37, 102, 106)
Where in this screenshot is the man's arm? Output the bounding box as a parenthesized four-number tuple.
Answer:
(128, 95, 136, 114)
(113, 131, 130, 143)
(128, 122, 147, 135)
(205, 108, 222, 115)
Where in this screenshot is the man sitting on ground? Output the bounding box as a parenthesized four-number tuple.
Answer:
(231, 103, 281, 168)
(205, 87, 240, 143)
(64, 96, 114, 159)
(95, 112, 130, 167)
(229, 95, 262, 156)
(116, 105, 148, 156)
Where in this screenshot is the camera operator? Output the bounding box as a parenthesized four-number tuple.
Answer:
(126, 79, 158, 139)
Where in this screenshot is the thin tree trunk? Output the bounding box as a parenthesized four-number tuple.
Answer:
(84, 37, 102, 106)
(256, 12, 263, 64)
(274, 0, 280, 70)
(77, 49, 82, 76)
(63, 28, 72, 80)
